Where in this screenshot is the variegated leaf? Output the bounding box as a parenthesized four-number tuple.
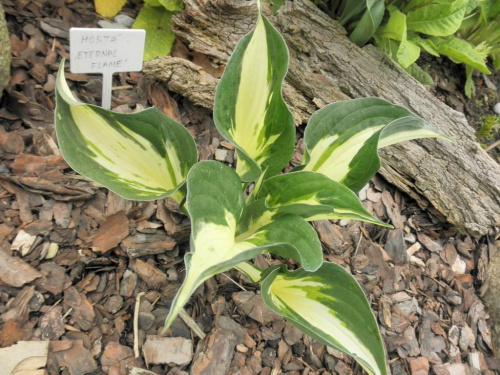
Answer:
(55, 62, 197, 201)
(303, 97, 451, 192)
(237, 171, 388, 241)
(213, 2, 294, 182)
(259, 171, 389, 226)
(261, 263, 388, 375)
(162, 161, 322, 332)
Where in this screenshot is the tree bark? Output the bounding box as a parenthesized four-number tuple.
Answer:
(144, 0, 500, 236)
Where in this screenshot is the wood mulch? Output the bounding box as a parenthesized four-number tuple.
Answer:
(0, 0, 499, 374)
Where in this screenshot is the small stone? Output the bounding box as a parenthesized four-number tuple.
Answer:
(139, 312, 155, 331)
(143, 336, 192, 365)
(358, 184, 369, 201)
(409, 357, 429, 375)
(215, 149, 229, 161)
(451, 256, 467, 275)
(494, 103, 500, 115)
(98, 20, 127, 29)
(236, 344, 248, 353)
(114, 14, 135, 27)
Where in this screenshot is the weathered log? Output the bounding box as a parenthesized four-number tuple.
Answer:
(144, 0, 500, 236)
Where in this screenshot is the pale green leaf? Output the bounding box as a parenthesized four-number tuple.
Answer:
(429, 36, 491, 74)
(406, 0, 469, 36)
(374, 8, 420, 68)
(158, 0, 184, 12)
(162, 161, 323, 333)
(302, 98, 451, 192)
(261, 263, 388, 375)
(132, 4, 176, 61)
(55, 61, 197, 201)
(409, 34, 440, 56)
(213, 7, 294, 182)
(258, 171, 388, 226)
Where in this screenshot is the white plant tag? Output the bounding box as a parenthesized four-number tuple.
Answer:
(69, 28, 146, 109)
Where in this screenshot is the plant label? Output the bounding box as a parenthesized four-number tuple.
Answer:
(69, 28, 146, 109)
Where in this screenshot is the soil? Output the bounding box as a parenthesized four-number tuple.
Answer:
(0, 1, 499, 375)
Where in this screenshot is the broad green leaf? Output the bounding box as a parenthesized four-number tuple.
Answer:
(428, 36, 491, 74)
(132, 4, 176, 61)
(375, 8, 420, 68)
(261, 263, 388, 375)
(213, 4, 294, 182)
(258, 171, 388, 226)
(302, 98, 451, 192)
(55, 62, 197, 201)
(162, 161, 323, 332)
(350, 0, 385, 46)
(409, 34, 440, 56)
(158, 0, 184, 11)
(406, 0, 469, 36)
(94, 0, 126, 18)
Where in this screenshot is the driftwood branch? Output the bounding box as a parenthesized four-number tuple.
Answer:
(144, 0, 500, 236)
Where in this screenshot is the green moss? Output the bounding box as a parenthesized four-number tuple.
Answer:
(476, 115, 499, 140)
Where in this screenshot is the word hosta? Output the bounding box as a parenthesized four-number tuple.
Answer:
(55, 2, 451, 374)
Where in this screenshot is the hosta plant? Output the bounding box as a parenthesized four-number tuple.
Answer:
(55, 2, 451, 374)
